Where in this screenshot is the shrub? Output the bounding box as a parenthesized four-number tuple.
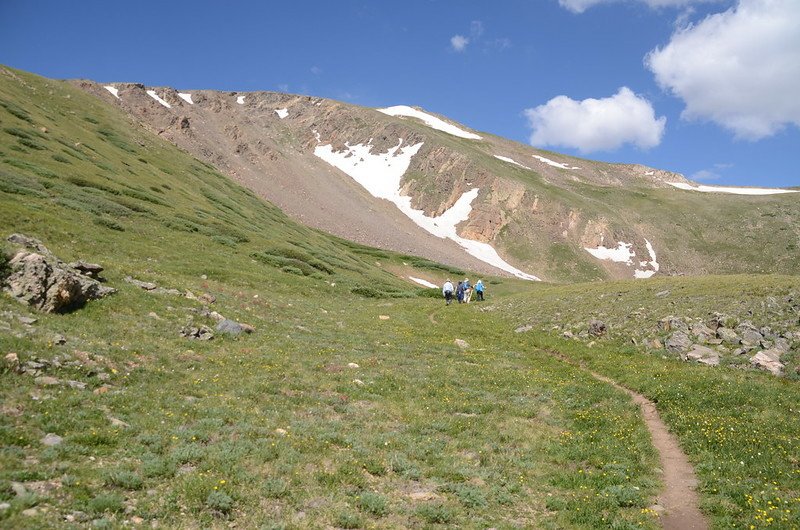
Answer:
(415, 502, 454, 524)
(334, 511, 362, 529)
(104, 470, 144, 490)
(51, 153, 71, 164)
(357, 491, 388, 516)
(350, 286, 387, 299)
(205, 490, 233, 514)
(262, 477, 289, 499)
(87, 493, 124, 514)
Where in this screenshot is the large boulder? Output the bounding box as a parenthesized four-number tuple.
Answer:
(3, 234, 115, 313)
(716, 327, 740, 344)
(666, 331, 692, 353)
(750, 349, 785, 376)
(684, 345, 720, 366)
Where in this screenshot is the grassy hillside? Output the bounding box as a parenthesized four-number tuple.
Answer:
(0, 68, 658, 528)
(1, 67, 798, 529)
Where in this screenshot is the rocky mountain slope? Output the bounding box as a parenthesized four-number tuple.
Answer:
(73, 79, 800, 282)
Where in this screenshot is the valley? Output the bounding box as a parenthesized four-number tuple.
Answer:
(0, 65, 798, 529)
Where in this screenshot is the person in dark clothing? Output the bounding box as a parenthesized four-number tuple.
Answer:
(456, 281, 464, 303)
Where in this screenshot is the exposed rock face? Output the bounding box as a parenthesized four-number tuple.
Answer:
(3, 234, 115, 313)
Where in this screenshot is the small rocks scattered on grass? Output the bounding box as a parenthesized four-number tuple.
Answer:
(544, 306, 798, 377)
(454, 338, 470, 349)
(179, 325, 214, 340)
(347, 362, 360, 369)
(124, 276, 181, 296)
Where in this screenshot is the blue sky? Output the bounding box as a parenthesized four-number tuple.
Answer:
(1, 0, 798, 187)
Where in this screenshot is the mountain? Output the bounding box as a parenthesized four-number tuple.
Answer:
(72, 79, 800, 283)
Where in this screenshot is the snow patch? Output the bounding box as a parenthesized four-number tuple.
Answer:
(494, 155, 531, 170)
(667, 182, 797, 196)
(586, 238, 660, 279)
(236, 95, 245, 105)
(634, 239, 659, 278)
(104, 86, 119, 99)
(377, 105, 482, 140)
(409, 276, 438, 288)
(585, 242, 634, 265)
(644, 170, 655, 176)
(532, 154, 580, 170)
(313, 138, 538, 280)
(146, 90, 171, 109)
(177, 93, 193, 105)
(275, 108, 288, 119)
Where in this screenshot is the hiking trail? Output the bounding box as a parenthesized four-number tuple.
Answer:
(551, 352, 709, 530)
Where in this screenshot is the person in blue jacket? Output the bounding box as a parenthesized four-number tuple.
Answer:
(474, 279, 485, 301)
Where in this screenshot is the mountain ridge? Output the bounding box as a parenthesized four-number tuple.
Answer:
(71, 76, 800, 282)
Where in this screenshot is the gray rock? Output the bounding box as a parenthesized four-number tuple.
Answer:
(666, 331, 692, 353)
(124, 276, 158, 290)
(67, 380, 87, 390)
(563, 330, 574, 339)
(454, 338, 470, 349)
(740, 329, 764, 346)
(588, 319, 606, 337)
(750, 349, 785, 375)
(691, 322, 715, 336)
(0, 502, 10, 511)
(53, 334, 67, 345)
(773, 338, 791, 353)
(655, 290, 670, 298)
(685, 345, 720, 366)
(716, 327, 740, 344)
(18, 316, 37, 325)
(41, 433, 63, 446)
(514, 324, 533, 333)
(216, 319, 243, 336)
(34, 376, 60, 386)
(660, 317, 688, 333)
(68, 261, 104, 279)
(4, 235, 115, 313)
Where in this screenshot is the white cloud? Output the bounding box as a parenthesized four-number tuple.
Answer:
(450, 34, 469, 52)
(647, 0, 800, 140)
(310, 66, 322, 75)
(524, 87, 666, 153)
(559, 0, 717, 13)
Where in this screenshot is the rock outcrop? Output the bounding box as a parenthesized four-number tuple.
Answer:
(2, 234, 115, 313)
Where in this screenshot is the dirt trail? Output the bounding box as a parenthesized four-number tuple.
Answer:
(589, 371, 708, 530)
(550, 352, 709, 530)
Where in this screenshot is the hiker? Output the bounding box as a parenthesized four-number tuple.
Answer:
(442, 279, 454, 305)
(462, 278, 472, 304)
(474, 279, 485, 301)
(456, 281, 464, 303)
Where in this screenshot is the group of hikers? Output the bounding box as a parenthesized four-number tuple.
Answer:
(441, 278, 485, 305)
